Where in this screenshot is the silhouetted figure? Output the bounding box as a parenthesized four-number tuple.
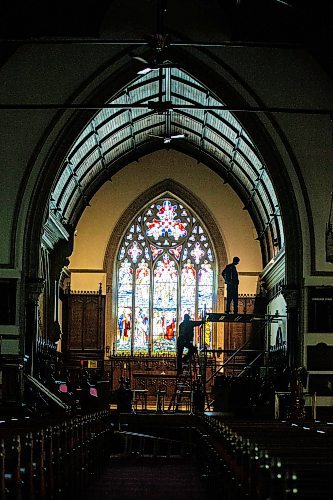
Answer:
(288, 366, 308, 421)
(49, 320, 62, 343)
(222, 256, 240, 314)
(116, 377, 132, 413)
(177, 314, 204, 375)
(192, 378, 205, 412)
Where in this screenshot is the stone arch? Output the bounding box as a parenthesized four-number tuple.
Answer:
(20, 51, 303, 366)
(23, 52, 301, 287)
(103, 178, 227, 352)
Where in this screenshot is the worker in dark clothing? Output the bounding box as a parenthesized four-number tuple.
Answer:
(177, 314, 205, 375)
(222, 256, 240, 314)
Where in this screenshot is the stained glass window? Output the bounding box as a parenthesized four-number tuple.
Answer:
(116, 197, 215, 354)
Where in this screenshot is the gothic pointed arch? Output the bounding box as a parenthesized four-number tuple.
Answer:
(103, 179, 227, 354)
(104, 179, 226, 272)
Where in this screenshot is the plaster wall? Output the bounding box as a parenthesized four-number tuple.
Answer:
(69, 150, 262, 295)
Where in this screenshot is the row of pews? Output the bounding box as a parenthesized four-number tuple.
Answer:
(197, 414, 333, 499)
(2, 408, 332, 499)
(0, 410, 115, 499)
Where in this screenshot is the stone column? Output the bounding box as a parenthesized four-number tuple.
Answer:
(25, 277, 45, 376)
(281, 285, 301, 370)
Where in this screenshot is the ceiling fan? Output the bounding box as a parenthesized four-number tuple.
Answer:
(132, 56, 176, 75)
(148, 133, 188, 144)
(130, 33, 178, 75)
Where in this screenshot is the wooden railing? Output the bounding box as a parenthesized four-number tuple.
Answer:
(114, 431, 190, 458)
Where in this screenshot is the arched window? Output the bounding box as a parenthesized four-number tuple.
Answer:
(116, 196, 216, 354)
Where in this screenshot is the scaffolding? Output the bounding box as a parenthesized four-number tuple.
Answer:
(198, 312, 285, 411)
(108, 312, 286, 413)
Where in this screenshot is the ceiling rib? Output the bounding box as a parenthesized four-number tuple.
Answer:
(0, 103, 331, 115)
(0, 38, 303, 50)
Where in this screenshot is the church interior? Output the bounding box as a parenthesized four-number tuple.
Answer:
(0, 0, 333, 498)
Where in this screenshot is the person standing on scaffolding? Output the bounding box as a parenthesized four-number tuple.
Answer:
(177, 314, 205, 375)
(222, 256, 240, 314)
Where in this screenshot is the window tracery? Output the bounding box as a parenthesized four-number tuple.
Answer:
(116, 196, 216, 354)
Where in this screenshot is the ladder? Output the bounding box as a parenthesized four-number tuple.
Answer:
(168, 350, 201, 412)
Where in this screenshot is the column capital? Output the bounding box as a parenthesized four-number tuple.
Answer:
(25, 277, 45, 302)
(280, 284, 300, 309)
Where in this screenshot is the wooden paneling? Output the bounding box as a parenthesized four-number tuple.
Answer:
(224, 297, 256, 351)
(62, 293, 105, 359)
(69, 297, 84, 349)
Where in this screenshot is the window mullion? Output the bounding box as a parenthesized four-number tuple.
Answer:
(116, 196, 216, 355)
(131, 263, 136, 356)
(149, 259, 154, 356)
(177, 260, 181, 336)
(195, 264, 199, 319)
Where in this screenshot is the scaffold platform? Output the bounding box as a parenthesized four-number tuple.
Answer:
(205, 313, 283, 323)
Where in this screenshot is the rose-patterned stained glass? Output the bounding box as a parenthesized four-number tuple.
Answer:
(128, 241, 142, 263)
(169, 245, 182, 260)
(146, 200, 188, 242)
(190, 242, 205, 264)
(150, 245, 163, 261)
(116, 196, 215, 353)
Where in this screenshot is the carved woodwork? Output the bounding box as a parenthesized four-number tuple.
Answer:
(223, 296, 261, 375)
(223, 296, 256, 350)
(62, 291, 105, 366)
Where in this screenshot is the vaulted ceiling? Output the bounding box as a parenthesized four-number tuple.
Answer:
(48, 66, 283, 264)
(3, 0, 331, 267)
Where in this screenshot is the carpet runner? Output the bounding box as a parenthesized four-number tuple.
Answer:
(83, 456, 210, 499)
